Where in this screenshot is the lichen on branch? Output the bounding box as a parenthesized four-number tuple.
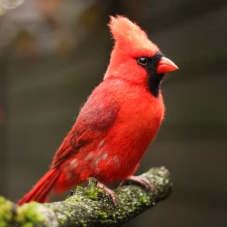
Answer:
(0, 167, 172, 227)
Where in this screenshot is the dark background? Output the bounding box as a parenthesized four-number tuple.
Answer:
(0, 0, 227, 226)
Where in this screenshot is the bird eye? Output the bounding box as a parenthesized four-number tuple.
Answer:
(138, 57, 147, 66)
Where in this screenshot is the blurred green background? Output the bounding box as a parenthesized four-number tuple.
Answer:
(0, 0, 227, 226)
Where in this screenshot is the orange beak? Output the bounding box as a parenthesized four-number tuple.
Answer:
(156, 57, 179, 74)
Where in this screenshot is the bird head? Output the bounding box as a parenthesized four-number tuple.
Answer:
(104, 16, 178, 97)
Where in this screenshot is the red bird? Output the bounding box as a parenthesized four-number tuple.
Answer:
(18, 16, 178, 205)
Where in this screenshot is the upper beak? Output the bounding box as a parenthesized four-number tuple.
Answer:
(156, 57, 179, 74)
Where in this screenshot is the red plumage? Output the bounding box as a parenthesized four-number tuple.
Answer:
(18, 16, 178, 205)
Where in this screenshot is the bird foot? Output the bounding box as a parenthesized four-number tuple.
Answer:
(97, 182, 117, 206)
(120, 175, 153, 191)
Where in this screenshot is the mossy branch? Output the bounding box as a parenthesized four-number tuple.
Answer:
(0, 167, 172, 227)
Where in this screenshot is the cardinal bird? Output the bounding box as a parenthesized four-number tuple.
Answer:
(18, 16, 178, 206)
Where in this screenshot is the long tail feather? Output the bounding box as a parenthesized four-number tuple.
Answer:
(18, 168, 60, 205)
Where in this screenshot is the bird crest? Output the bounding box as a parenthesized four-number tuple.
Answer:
(108, 16, 159, 57)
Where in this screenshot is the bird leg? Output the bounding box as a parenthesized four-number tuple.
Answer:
(97, 182, 118, 206)
(120, 175, 153, 191)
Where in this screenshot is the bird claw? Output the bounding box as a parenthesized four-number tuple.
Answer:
(119, 175, 153, 191)
(97, 182, 118, 206)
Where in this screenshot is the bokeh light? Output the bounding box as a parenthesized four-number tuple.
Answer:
(0, 0, 25, 10)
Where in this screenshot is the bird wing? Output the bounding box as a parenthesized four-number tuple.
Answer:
(51, 94, 120, 168)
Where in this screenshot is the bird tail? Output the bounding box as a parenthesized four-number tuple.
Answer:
(18, 168, 60, 205)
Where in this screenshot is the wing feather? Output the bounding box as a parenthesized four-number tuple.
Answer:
(51, 94, 119, 168)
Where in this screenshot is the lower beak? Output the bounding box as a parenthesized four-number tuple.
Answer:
(156, 57, 179, 74)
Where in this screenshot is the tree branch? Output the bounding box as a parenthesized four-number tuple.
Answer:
(0, 167, 172, 227)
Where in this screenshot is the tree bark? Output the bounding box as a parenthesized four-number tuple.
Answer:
(0, 166, 172, 227)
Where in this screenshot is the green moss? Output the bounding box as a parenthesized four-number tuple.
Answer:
(16, 202, 45, 227)
(86, 188, 98, 200)
(0, 197, 14, 227)
(96, 211, 109, 224)
(81, 221, 87, 227)
(96, 211, 108, 219)
(22, 223, 33, 227)
(139, 196, 146, 204)
(138, 196, 150, 206)
(65, 195, 82, 203)
(59, 218, 65, 226)
(85, 178, 104, 201)
(0, 197, 7, 204)
(0, 197, 49, 227)
(76, 186, 84, 191)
